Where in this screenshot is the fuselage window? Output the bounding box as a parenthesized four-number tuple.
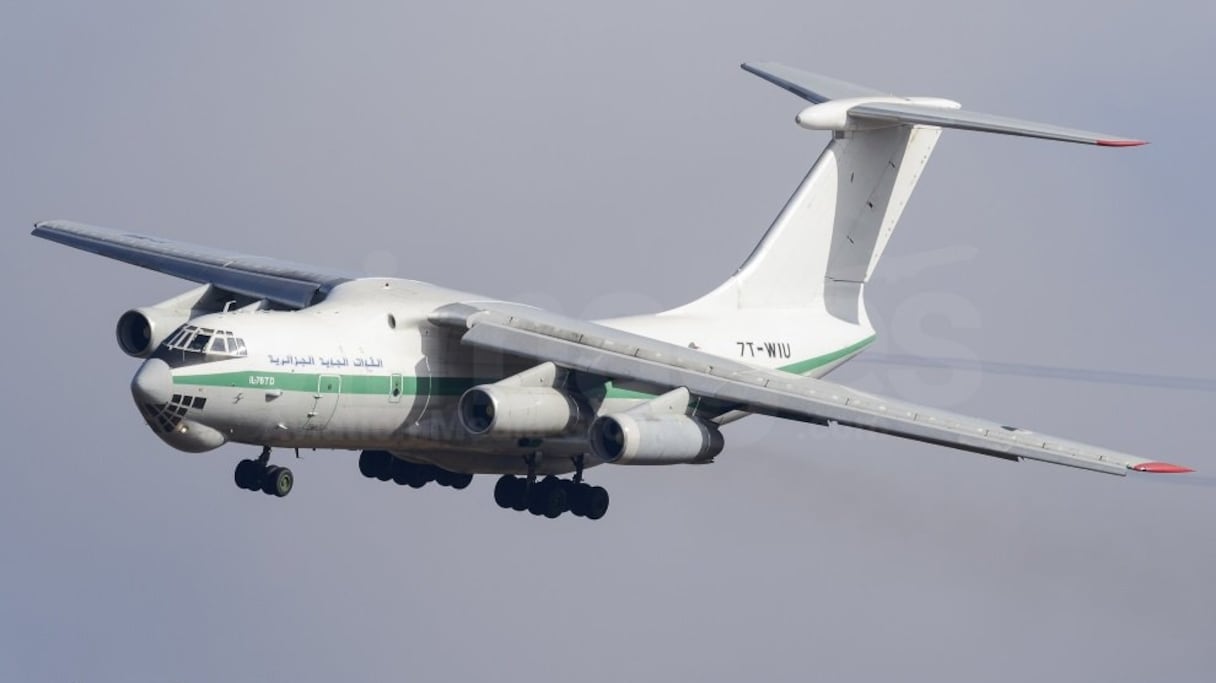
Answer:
(211, 337, 229, 354)
(231, 338, 247, 356)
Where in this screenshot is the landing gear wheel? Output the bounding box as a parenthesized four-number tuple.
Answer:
(433, 468, 454, 487)
(234, 459, 261, 490)
(448, 472, 473, 490)
(391, 460, 413, 487)
(373, 462, 392, 482)
(405, 465, 431, 489)
(510, 478, 529, 510)
(583, 486, 609, 520)
(528, 477, 568, 518)
(262, 466, 293, 497)
(494, 475, 517, 508)
(567, 481, 590, 517)
(359, 450, 392, 481)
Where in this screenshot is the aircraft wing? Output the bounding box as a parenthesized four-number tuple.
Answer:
(31, 220, 351, 309)
(431, 301, 1192, 476)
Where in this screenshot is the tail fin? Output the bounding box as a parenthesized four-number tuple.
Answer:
(675, 63, 1144, 324)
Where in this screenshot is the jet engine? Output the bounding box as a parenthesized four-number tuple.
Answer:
(459, 385, 580, 437)
(588, 413, 724, 465)
(116, 307, 190, 357)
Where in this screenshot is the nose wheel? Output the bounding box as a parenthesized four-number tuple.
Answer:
(234, 447, 293, 498)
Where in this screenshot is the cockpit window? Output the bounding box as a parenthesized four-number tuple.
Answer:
(188, 332, 211, 352)
(155, 324, 248, 368)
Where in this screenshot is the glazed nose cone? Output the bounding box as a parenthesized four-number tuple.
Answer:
(131, 358, 173, 405)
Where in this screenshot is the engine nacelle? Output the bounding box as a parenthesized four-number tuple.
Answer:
(459, 385, 580, 437)
(588, 413, 724, 465)
(116, 307, 190, 358)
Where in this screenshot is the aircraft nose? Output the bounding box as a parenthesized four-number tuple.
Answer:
(131, 358, 173, 405)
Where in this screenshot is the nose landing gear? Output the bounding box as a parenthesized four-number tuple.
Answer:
(234, 446, 293, 498)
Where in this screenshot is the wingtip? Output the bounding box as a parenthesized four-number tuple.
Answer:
(1131, 461, 1194, 474)
(1097, 138, 1148, 147)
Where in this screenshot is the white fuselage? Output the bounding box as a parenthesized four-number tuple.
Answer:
(132, 278, 874, 475)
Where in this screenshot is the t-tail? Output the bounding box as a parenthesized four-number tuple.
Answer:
(664, 63, 1143, 362)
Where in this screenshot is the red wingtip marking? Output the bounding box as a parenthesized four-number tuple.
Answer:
(1097, 139, 1148, 147)
(1132, 461, 1194, 474)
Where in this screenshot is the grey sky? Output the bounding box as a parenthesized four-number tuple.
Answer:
(3, 2, 1215, 681)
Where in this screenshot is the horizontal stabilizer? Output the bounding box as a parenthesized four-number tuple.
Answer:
(743, 62, 1145, 146)
(741, 62, 888, 104)
(847, 102, 1145, 146)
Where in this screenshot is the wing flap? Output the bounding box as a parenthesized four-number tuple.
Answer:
(32, 220, 351, 308)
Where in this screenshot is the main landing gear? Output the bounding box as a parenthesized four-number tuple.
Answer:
(234, 446, 293, 498)
(358, 450, 474, 490)
(493, 454, 610, 520)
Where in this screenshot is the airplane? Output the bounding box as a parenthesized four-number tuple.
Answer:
(31, 62, 1194, 521)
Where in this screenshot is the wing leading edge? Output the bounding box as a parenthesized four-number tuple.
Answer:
(32, 220, 351, 308)
(430, 301, 1193, 476)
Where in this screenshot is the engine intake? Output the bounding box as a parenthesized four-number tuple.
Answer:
(116, 308, 188, 358)
(589, 413, 724, 465)
(459, 385, 579, 437)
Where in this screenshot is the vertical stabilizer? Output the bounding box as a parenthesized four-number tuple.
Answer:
(676, 114, 940, 324)
(673, 62, 1142, 325)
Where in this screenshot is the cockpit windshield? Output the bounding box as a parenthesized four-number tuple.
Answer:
(155, 325, 248, 368)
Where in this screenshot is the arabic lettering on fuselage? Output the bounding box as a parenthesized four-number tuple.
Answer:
(266, 354, 384, 368)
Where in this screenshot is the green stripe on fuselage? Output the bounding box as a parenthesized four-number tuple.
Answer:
(777, 335, 876, 375)
(173, 372, 478, 396)
(172, 336, 876, 397)
(604, 334, 876, 398)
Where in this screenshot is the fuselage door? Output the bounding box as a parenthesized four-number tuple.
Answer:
(307, 374, 342, 430)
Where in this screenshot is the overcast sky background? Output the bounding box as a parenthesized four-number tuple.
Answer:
(3, 2, 1215, 681)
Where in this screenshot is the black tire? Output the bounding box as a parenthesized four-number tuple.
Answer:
(391, 459, 413, 486)
(448, 472, 473, 490)
(261, 466, 280, 495)
(359, 450, 391, 481)
(567, 481, 588, 517)
(405, 465, 431, 489)
(509, 478, 530, 511)
(528, 477, 567, 518)
(357, 451, 376, 478)
(262, 466, 293, 497)
(234, 459, 258, 490)
(584, 486, 609, 520)
(493, 475, 516, 509)
(374, 462, 392, 482)
(433, 468, 454, 487)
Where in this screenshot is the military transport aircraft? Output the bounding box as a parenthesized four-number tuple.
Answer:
(32, 63, 1192, 521)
